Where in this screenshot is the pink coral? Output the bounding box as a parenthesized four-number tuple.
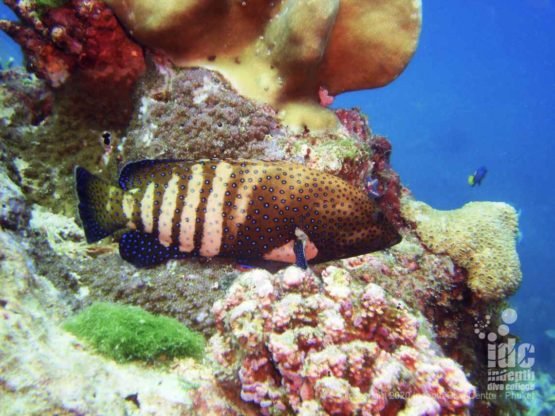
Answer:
(369, 135, 404, 227)
(208, 266, 475, 415)
(335, 108, 371, 142)
(318, 86, 335, 107)
(339, 232, 475, 362)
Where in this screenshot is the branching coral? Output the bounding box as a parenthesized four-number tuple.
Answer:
(401, 198, 522, 301)
(208, 266, 475, 415)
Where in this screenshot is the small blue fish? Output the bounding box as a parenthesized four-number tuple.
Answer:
(468, 166, 487, 187)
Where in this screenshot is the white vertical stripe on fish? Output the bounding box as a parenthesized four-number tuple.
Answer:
(200, 162, 233, 257)
(122, 193, 135, 219)
(105, 186, 119, 212)
(141, 182, 155, 233)
(178, 164, 204, 253)
(158, 173, 180, 247)
(226, 167, 258, 242)
(122, 190, 137, 229)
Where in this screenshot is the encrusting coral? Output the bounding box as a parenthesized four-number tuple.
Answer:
(401, 198, 522, 301)
(125, 67, 281, 161)
(208, 266, 476, 415)
(116, 66, 375, 185)
(102, 0, 422, 128)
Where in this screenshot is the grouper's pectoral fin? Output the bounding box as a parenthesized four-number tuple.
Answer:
(262, 227, 317, 269)
(119, 231, 185, 268)
(293, 238, 308, 270)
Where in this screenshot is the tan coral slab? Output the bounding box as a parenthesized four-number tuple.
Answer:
(104, 0, 421, 112)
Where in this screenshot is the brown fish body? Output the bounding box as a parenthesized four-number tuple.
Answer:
(75, 159, 401, 267)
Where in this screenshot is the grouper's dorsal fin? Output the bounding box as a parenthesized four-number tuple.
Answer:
(118, 159, 193, 190)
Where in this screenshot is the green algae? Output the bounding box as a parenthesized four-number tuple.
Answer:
(64, 302, 205, 362)
(292, 136, 363, 161)
(36, 0, 69, 10)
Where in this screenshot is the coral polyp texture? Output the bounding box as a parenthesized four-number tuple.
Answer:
(401, 198, 522, 301)
(208, 266, 475, 415)
(120, 67, 374, 185)
(103, 0, 421, 126)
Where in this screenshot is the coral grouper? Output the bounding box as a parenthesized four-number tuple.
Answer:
(75, 159, 401, 268)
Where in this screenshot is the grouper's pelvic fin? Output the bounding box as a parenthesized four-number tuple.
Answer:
(75, 166, 127, 243)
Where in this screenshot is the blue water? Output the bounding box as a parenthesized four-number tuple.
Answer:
(1, 1, 554, 373)
(0, 5, 21, 65)
(334, 0, 555, 373)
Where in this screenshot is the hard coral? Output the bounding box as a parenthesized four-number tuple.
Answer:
(103, 0, 421, 127)
(208, 266, 475, 415)
(286, 134, 370, 185)
(0, 0, 145, 92)
(124, 67, 281, 161)
(335, 108, 371, 142)
(401, 198, 522, 301)
(0, 153, 30, 231)
(368, 135, 404, 227)
(339, 233, 470, 343)
(0, 230, 245, 415)
(122, 66, 372, 185)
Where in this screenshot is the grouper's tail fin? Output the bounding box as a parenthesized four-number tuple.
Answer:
(75, 166, 127, 243)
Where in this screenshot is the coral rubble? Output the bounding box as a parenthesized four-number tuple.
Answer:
(401, 198, 522, 301)
(209, 266, 476, 415)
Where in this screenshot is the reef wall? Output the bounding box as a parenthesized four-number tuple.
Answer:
(0, 1, 525, 415)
